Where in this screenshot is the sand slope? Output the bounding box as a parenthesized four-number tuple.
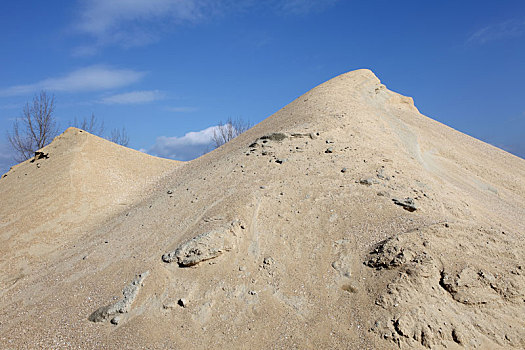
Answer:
(0, 70, 523, 349)
(0, 128, 176, 300)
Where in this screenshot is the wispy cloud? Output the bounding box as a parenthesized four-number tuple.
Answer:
(468, 19, 525, 44)
(75, 0, 208, 49)
(0, 65, 145, 96)
(101, 90, 164, 104)
(148, 125, 217, 160)
(73, 0, 338, 51)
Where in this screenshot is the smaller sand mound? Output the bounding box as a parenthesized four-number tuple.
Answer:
(0, 127, 177, 287)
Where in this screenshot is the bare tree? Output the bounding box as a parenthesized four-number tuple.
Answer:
(72, 113, 104, 136)
(109, 127, 130, 147)
(7, 91, 59, 162)
(212, 117, 251, 148)
(70, 114, 130, 146)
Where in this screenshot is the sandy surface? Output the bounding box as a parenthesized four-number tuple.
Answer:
(0, 70, 523, 349)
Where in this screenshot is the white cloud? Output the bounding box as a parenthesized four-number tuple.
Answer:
(75, 0, 207, 48)
(468, 19, 525, 44)
(0, 65, 145, 96)
(74, 0, 338, 50)
(101, 90, 164, 104)
(148, 125, 217, 160)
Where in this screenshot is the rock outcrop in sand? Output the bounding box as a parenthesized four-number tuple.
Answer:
(89, 271, 149, 324)
(0, 69, 523, 349)
(162, 221, 242, 266)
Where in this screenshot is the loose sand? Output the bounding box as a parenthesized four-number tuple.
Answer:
(0, 69, 523, 349)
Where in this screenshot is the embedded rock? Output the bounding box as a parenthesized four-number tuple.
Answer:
(89, 271, 149, 323)
(162, 223, 239, 266)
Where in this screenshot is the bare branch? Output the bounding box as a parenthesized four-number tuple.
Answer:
(212, 117, 251, 149)
(71, 113, 105, 136)
(7, 91, 58, 162)
(69, 114, 129, 146)
(109, 127, 130, 147)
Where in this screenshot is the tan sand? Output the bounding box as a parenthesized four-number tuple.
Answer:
(0, 69, 523, 349)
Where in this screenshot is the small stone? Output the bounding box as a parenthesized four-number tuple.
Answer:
(248, 290, 257, 295)
(325, 140, 334, 144)
(325, 148, 333, 154)
(341, 168, 347, 173)
(275, 158, 287, 164)
(263, 257, 275, 265)
(177, 298, 188, 308)
(392, 198, 417, 212)
(167, 190, 173, 195)
(110, 316, 120, 325)
(359, 178, 378, 186)
(260, 186, 267, 189)
(259, 132, 288, 142)
(239, 266, 246, 271)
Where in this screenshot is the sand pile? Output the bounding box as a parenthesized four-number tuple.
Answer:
(0, 128, 176, 302)
(0, 70, 523, 349)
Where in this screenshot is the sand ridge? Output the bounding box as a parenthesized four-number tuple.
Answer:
(0, 69, 523, 349)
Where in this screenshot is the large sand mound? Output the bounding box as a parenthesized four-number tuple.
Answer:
(0, 70, 523, 349)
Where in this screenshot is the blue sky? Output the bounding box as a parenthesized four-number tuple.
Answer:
(1, 0, 524, 173)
